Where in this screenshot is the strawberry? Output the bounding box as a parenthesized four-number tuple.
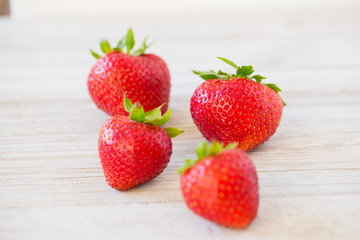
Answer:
(190, 57, 285, 151)
(88, 28, 170, 116)
(179, 141, 259, 229)
(99, 95, 183, 191)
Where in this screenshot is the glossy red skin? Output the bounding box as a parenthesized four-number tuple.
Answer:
(88, 52, 170, 116)
(98, 115, 172, 191)
(180, 149, 258, 229)
(190, 78, 283, 151)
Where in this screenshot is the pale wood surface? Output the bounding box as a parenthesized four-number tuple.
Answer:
(1, 4, 360, 240)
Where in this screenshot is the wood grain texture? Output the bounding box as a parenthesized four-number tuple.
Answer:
(1, 4, 360, 240)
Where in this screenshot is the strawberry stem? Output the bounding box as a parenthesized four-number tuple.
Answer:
(193, 57, 286, 105)
(123, 95, 184, 138)
(90, 28, 151, 59)
(178, 141, 238, 174)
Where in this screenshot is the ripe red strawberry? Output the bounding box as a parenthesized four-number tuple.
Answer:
(179, 141, 259, 229)
(99, 95, 183, 191)
(191, 57, 285, 151)
(88, 28, 170, 116)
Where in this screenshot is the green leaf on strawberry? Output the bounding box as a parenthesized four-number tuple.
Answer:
(193, 57, 286, 105)
(124, 94, 133, 112)
(129, 103, 145, 122)
(89, 49, 101, 59)
(196, 141, 207, 159)
(126, 28, 135, 54)
(263, 83, 282, 93)
(164, 127, 184, 138)
(236, 65, 254, 77)
(100, 40, 112, 54)
(178, 141, 238, 174)
(123, 95, 184, 138)
(224, 142, 239, 150)
(144, 104, 163, 121)
(252, 74, 266, 83)
(217, 57, 238, 69)
(90, 28, 152, 59)
(133, 37, 151, 56)
(146, 109, 171, 126)
(208, 141, 223, 156)
(117, 37, 126, 52)
(192, 70, 228, 80)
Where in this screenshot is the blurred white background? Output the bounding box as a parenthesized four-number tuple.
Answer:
(8, 0, 360, 19)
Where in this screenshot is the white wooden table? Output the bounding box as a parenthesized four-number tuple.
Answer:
(1, 4, 360, 239)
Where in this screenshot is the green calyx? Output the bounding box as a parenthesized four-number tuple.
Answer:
(123, 95, 184, 138)
(178, 141, 238, 175)
(193, 57, 286, 106)
(90, 28, 152, 59)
